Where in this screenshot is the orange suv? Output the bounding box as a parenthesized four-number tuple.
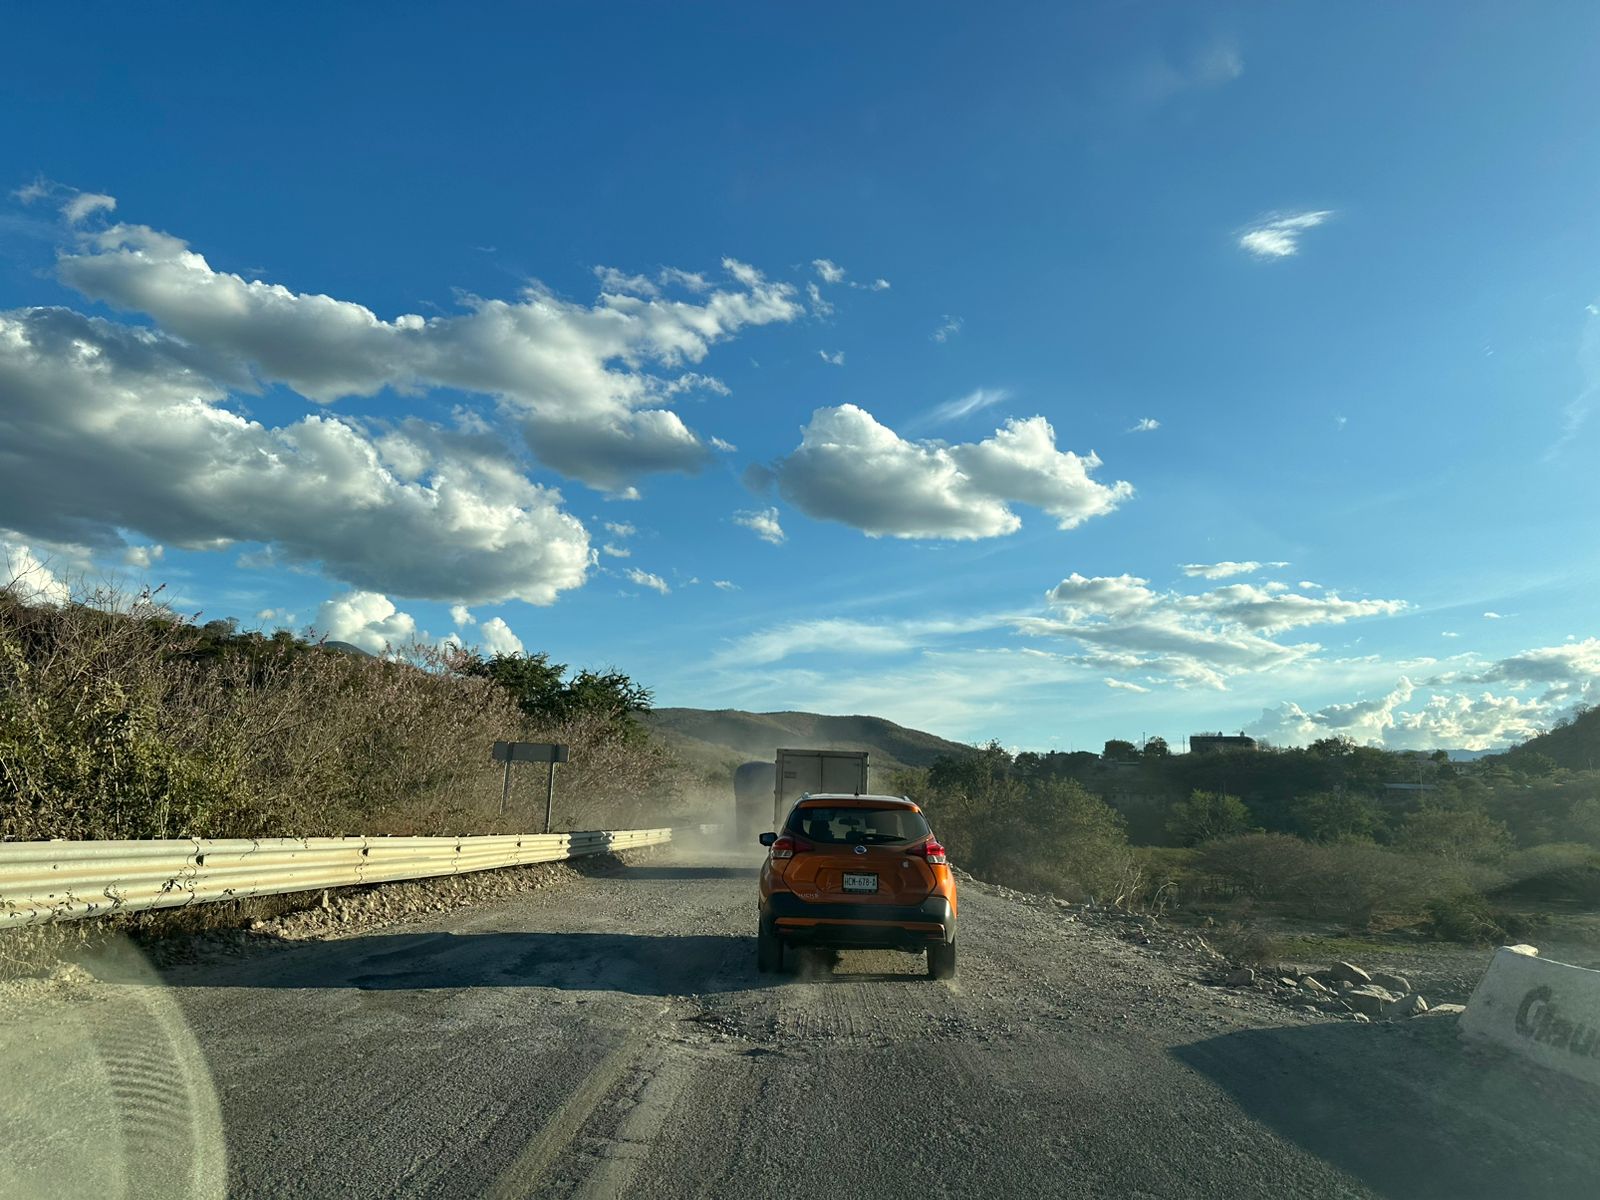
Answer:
(757, 794, 958, 979)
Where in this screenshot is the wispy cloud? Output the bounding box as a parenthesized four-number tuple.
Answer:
(709, 436, 737, 452)
(1238, 210, 1333, 259)
(925, 386, 1011, 425)
(1126, 37, 1244, 106)
(933, 315, 962, 343)
(601, 543, 631, 558)
(62, 192, 116, 225)
(734, 507, 786, 544)
(1544, 304, 1599, 460)
(812, 258, 846, 284)
(713, 580, 739, 591)
(624, 567, 670, 594)
(818, 349, 845, 366)
(1128, 417, 1160, 433)
(1180, 561, 1286, 580)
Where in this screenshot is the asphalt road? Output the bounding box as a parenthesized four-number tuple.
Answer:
(6, 838, 1600, 1199)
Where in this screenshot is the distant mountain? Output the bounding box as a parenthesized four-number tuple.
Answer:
(1508, 705, 1600, 771)
(322, 640, 374, 657)
(644, 707, 972, 783)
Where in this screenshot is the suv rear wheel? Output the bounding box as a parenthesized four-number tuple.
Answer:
(756, 921, 784, 973)
(928, 940, 957, 980)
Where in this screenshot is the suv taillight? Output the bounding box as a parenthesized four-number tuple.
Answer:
(914, 838, 948, 865)
(770, 835, 813, 859)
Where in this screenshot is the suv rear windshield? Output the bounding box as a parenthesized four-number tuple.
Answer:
(787, 806, 930, 845)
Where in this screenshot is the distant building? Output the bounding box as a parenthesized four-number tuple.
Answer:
(1190, 732, 1258, 755)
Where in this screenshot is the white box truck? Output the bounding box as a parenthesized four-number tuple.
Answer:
(773, 748, 869, 826)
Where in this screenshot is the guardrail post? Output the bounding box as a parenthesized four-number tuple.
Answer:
(545, 761, 556, 834)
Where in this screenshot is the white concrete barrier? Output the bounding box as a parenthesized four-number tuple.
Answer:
(1461, 947, 1600, 1087)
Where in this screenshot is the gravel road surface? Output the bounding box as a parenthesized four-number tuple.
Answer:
(6, 837, 1599, 1199)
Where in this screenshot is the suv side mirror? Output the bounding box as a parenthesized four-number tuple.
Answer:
(758, 832, 777, 847)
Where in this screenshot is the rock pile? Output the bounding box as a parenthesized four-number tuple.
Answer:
(1214, 957, 1466, 1022)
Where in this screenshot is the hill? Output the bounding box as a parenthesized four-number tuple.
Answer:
(1508, 704, 1600, 771)
(643, 707, 972, 784)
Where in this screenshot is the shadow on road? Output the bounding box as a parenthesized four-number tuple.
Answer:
(140, 932, 774, 997)
(619, 866, 759, 880)
(1174, 1021, 1600, 1199)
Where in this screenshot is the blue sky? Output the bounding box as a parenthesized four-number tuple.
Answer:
(2, 2, 1597, 751)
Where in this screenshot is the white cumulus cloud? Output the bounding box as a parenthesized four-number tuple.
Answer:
(52, 214, 803, 491)
(122, 543, 164, 568)
(1, 538, 71, 605)
(0, 307, 592, 605)
(450, 605, 475, 628)
(1016, 573, 1406, 690)
(762, 405, 1131, 540)
(316, 591, 418, 655)
(478, 616, 524, 656)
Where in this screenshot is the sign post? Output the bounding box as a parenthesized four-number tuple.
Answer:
(490, 742, 570, 830)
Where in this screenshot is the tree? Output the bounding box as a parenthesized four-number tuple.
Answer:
(1142, 736, 1170, 759)
(1287, 790, 1380, 843)
(461, 652, 653, 737)
(1308, 735, 1356, 758)
(1102, 738, 1140, 762)
(1395, 806, 1513, 865)
(1167, 789, 1253, 846)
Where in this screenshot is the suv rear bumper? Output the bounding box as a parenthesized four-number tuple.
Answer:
(761, 892, 955, 949)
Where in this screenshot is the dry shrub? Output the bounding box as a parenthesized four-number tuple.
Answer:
(1192, 833, 1481, 928)
(0, 589, 691, 840)
(1209, 919, 1288, 968)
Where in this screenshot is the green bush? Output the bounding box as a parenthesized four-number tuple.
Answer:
(1423, 893, 1548, 944)
(914, 759, 1142, 903)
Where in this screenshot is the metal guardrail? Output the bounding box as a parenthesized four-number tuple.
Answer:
(0, 828, 673, 928)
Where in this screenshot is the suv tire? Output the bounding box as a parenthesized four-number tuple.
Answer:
(756, 921, 783, 974)
(928, 940, 957, 980)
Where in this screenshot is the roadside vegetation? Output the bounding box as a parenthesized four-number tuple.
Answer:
(0, 587, 691, 842)
(893, 717, 1600, 950)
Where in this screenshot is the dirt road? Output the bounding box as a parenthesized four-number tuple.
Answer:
(6, 838, 1599, 1199)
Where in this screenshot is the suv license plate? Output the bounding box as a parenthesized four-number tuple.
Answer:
(842, 872, 878, 893)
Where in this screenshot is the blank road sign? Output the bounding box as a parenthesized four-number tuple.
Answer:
(492, 741, 570, 763)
